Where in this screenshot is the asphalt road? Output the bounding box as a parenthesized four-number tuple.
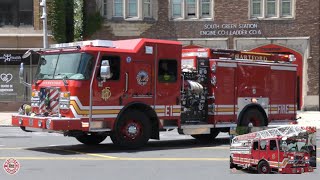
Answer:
(0, 127, 319, 180)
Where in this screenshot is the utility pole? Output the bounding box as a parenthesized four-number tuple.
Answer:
(40, 0, 48, 49)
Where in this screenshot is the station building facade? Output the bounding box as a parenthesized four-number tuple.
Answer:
(0, 0, 53, 111)
(89, 0, 320, 110)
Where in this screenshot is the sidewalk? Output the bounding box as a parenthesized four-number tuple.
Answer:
(0, 112, 16, 127)
(1, 111, 320, 128)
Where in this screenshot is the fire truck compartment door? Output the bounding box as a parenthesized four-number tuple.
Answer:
(213, 61, 236, 122)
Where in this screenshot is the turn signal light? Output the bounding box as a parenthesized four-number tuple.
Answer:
(60, 92, 70, 98)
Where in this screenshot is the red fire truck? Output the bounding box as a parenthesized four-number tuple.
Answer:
(230, 126, 316, 174)
(12, 38, 297, 148)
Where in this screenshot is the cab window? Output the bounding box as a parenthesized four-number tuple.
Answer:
(158, 59, 177, 83)
(269, 140, 277, 150)
(260, 140, 267, 150)
(100, 55, 120, 80)
(253, 141, 258, 150)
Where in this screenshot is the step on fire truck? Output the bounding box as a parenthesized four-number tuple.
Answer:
(12, 38, 297, 148)
(230, 126, 316, 174)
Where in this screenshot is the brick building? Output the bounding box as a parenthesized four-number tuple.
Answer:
(0, 0, 53, 111)
(89, 0, 320, 110)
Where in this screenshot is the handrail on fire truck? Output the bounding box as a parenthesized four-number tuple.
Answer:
(231, 126, 309, 144)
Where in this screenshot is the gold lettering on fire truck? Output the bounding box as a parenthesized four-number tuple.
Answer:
(165, 105, 173, 116)
(272, 154, 276, 160)
(101, 87, 111, 101)
(235, 54, 268, 61)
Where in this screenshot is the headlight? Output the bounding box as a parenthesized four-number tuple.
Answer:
(38, 120, 42, 127)
(211, 63, 216, 73)
(46, 119, 51, 129)
(211, 76, 217, 86)
(19, 118, 23, 125)
(59, 92, 70, 109)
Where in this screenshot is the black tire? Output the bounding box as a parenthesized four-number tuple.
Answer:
(76, 134, 107, 145)
(191, 130, 220, 143)
(241, 108, 266, 127)
(111, 110, 151, 149)
(257, 161, 270, 174)
(20, 126, 33, 132)
(230, 157, 235, 169)
(237, 108, 266, 135)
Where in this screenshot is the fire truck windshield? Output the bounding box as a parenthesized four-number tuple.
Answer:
(279, 138, 308, 152)
(36, 53, 94, 80)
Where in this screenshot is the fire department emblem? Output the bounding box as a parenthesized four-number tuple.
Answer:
(101, 87, 111, 101)
(136, 71, 149, 86)
(3, 158, 20, 175)
(272, 153, 276, 159)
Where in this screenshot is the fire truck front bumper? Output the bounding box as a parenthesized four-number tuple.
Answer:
(12, 115, 90, 133)
(279, 166, 313, 174)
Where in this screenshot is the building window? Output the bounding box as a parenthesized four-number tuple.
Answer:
(266, 0, 276, 17)
(186, 0, 196, 17)
(114, 0, 123, 17)
(143, 0, 152, 17)
(102, 0, 107, 17)
(172, 0, 183, 18)
(250, 0, 294, 19)
(251, 0, 262, 17)
(109, 0, 153, 19)
(0, 0, 33, 27)
(281, 0, 292, 16)
(201, 0, 210, 17)
(128, 0, 137, 17)
(170, 0, 213, 20)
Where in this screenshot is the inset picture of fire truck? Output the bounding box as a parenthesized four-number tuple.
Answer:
(230, 126, 317, 174)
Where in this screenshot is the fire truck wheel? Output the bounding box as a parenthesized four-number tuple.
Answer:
(230, 157, 236, 169)
(75, 134, 107, 145)
(257, 161, 270, 174)
(240, 108, 266, 128)
(111, 110, 151, 149)
(191, 130, 220, 143)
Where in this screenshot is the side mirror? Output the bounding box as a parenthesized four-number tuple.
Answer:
(18, 63, 31, 87)
(100, 60, 112, 81)
(19, 63, 24, 80)
(22, 50, 32, 59)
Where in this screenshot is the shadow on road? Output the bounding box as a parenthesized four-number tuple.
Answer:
(25, 137, 230, 155)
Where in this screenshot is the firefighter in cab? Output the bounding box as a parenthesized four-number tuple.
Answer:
(159, 62, 175, 82)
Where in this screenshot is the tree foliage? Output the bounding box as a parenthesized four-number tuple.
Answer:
(48, 0, 103, 42)
(48, 0, 66, 43)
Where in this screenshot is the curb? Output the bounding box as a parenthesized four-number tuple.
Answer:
(0, 125, 13, 127)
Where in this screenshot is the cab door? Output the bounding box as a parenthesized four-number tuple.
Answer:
(251, 141, 259, 164)
(268, 139, 280, 167)
(127, 61, 153, 105)
(259, 139, 268, 160)
(93, 55, 124, 108)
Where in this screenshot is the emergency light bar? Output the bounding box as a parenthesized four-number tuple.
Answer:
(50, 40, 114, 49)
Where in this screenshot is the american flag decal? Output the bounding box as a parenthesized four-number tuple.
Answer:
(39, 88, 59, 113)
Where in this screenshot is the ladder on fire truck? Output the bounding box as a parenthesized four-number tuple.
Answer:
(231, 126, 307, 145)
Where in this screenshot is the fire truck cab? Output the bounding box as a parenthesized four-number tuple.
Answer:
(230, 126, 315, 174)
